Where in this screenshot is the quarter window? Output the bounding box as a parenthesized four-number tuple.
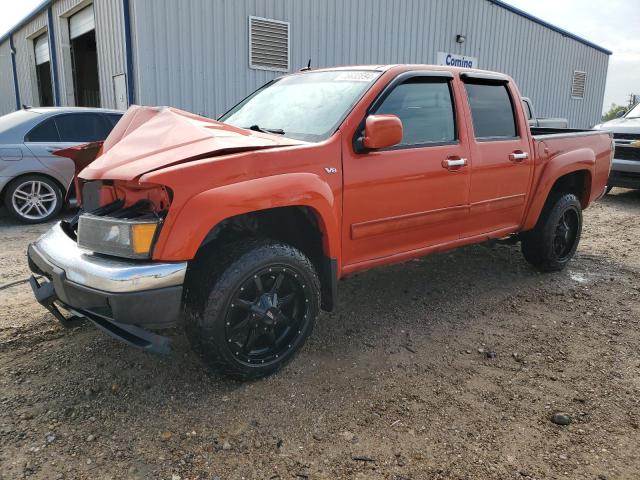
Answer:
(24, 118, 60, 142)
(464, 82, 517, 139)
(374, 79, 456, 146)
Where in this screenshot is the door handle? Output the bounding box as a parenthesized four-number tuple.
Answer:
(509, 151, 529, 162)
(442, 157, 467, 169)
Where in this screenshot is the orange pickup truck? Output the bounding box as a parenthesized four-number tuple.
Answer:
(27, 65, 613, 379)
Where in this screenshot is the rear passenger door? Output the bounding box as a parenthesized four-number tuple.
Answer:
(460, 74, 533, 237)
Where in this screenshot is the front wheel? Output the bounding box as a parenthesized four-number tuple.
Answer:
(521, 193, 582, 272)
(184, 239, 321, 380)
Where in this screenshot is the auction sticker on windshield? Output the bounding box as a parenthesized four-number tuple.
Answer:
(334, 71, 380, 82)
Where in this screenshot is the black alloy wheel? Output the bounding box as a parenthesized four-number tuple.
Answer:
(225, 266, 312, 366)
(552, 208, 580, 261)
(521, 192, 583, 272)
(184, 239, 321, 379)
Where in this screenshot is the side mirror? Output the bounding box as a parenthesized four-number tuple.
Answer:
(361, 114, 403, 150)
(615, 109, 626, 118)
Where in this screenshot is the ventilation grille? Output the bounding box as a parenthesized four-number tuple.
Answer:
(249, 16, 289, 72)
(571, 71, 586, 99)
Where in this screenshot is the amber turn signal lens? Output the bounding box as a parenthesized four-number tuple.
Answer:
(131, 223, 158, 254)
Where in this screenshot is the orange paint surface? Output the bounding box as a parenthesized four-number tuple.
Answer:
(73, 65, 612, 279)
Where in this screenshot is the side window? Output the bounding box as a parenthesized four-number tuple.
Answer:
(464, 82, 518, 139)
(54, 114, 112, 142)
(373, 79, 456, 146)
(105, 114, 122, 128)
(24, 118, 60, 142)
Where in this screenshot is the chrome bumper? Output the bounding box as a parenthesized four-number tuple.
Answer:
(29, 222, 187, 293)
(611, 157, 640, 174)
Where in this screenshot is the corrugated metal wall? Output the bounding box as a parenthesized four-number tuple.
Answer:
(0, 0, 610, 127)
(93, 0, 127, 109)
(0, 0, 127, 115)
(129, 0, 609, 128)
(11, 10, 49, 109)
(0, 41, 16, 113)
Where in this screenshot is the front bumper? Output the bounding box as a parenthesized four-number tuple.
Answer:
(27, 223, 188, 352)
(608, 158, 640, 189)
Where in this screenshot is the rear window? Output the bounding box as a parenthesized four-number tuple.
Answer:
(464, 82, 517, 139)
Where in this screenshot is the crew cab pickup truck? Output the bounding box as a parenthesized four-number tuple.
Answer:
(27, 65, 613, 379)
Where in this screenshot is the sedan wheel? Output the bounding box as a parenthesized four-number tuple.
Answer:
(4, 175, 63, 223)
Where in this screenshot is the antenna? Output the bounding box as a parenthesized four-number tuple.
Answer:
(300, 59, 312, 72)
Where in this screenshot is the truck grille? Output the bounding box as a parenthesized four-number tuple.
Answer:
(613, 133, 640, 141)
(615, 145, 640, 161)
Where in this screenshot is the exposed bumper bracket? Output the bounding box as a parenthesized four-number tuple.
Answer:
(29, 274, 172, 354)
(29, 276, 85, 328)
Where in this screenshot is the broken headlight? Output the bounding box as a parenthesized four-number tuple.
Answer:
(77, 214, 160, 259)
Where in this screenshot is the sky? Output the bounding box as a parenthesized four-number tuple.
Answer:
(1, 0, 638, 112)
(502, 0, 640, 111)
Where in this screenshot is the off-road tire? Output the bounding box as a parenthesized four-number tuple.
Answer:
(183, 238, 321, 380)
(521, 192, 582, 272)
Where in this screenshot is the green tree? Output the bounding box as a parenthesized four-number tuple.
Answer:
(602, 103, 627, 122)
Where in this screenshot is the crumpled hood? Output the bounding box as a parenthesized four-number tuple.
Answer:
(79, 105, 305, 181)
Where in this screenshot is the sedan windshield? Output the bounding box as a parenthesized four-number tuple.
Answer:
(220, 70, 381, 142)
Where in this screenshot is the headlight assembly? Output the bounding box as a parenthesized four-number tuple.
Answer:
(77, 214, 160, 259)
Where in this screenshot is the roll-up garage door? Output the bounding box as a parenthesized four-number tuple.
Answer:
(69, 5, 95, 39)
(34, 34, 50, 65)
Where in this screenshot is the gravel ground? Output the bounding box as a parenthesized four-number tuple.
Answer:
(0, 190, 639, 480)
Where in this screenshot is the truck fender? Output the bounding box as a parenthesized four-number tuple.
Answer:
(522, 147, 595, 231)
(153, 172, 340, 261)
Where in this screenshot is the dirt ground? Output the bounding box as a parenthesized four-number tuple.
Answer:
(0, 190, 639, 480)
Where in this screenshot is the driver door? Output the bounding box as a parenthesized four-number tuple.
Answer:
(342, 73, 471, 267)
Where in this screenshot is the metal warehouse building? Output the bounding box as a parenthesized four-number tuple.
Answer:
(0, 0, 611, 128)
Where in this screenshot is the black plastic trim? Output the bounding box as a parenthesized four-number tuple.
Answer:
(320, 256, 338, 312)
(460, 71, 510, 83)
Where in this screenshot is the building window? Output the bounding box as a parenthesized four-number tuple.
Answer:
(249, 16, 290, 72)
(571, 71, 587, 99)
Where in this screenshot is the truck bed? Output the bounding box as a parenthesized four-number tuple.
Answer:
(530, 127, 598, 137)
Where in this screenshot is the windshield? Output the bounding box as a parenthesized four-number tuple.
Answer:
(626, 103, 640, 118)
(220, 70, 381, 142)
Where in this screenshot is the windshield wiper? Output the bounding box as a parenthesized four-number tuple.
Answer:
(246, 125, 285, 135)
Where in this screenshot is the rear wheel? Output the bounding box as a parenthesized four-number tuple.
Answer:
(4, 175, 63, 224)
(184, 239, 320, 380)
(521, 193, 582, 272)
